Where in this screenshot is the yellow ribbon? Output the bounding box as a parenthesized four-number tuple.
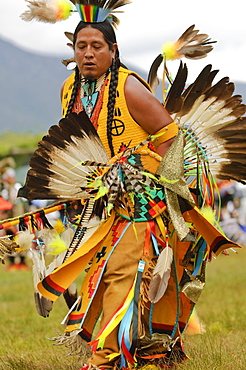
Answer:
(92, 276, 136, 349)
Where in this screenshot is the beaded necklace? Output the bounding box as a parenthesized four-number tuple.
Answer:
(80, 73, 107, 117)
(71, 71, 109, 130)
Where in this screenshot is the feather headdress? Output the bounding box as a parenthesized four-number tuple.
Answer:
(75, 0, 131, 25)
(20, 0, 131, 26)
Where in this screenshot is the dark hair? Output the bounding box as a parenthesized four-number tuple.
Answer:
(66, 20, 120, 157)
(73, 19, 117, 49)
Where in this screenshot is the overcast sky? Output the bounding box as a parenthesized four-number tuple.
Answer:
(1, 0, 246, 84)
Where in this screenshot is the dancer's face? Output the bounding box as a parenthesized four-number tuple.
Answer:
(74, 26, 117, 80)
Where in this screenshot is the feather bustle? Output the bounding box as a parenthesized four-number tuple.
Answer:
(166, 61, 246, 183)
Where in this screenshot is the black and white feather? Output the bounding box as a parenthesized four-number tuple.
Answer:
(25, 112, 109, 200)
(165, 62, 246, 184)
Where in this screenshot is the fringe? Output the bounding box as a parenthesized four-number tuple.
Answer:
(48, 330, 91, 359)
(137, 335, 188, 368)
(140, 257, 157, 312)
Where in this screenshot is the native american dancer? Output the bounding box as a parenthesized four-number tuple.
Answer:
(1, 1, 246, 369)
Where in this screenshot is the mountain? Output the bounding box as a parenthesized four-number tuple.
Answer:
(1, 37, 246, 134)
(1, 38, 68, 133)
(233, 81, 246, 101)
(0, 38, 148, 134)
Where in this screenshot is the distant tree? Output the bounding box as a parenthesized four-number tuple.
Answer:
(0, 131, 43, 167)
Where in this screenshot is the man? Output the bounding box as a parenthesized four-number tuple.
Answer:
(61, 21, 176, 158)
(58, 19, 181, 369)
(19, 1, 243, 369)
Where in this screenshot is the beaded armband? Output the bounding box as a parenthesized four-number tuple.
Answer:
(152, 121, 179, 149)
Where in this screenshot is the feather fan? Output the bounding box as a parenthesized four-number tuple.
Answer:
(24, 111, 109, 200)
(148, 246, 173, 303)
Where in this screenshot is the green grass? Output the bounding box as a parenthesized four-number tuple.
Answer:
(180, 248, 246, 370)
(0, 248, 246, 369)
(0, 265, 80, 370)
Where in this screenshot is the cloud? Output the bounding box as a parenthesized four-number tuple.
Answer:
(1, 0, 246, 84)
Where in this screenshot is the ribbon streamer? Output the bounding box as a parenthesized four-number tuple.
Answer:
(0, 201, 69, 230)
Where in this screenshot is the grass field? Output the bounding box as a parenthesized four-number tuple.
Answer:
(0, 248, 245, 370)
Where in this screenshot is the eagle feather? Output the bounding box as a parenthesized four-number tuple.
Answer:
(148, 247, 173, 303)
